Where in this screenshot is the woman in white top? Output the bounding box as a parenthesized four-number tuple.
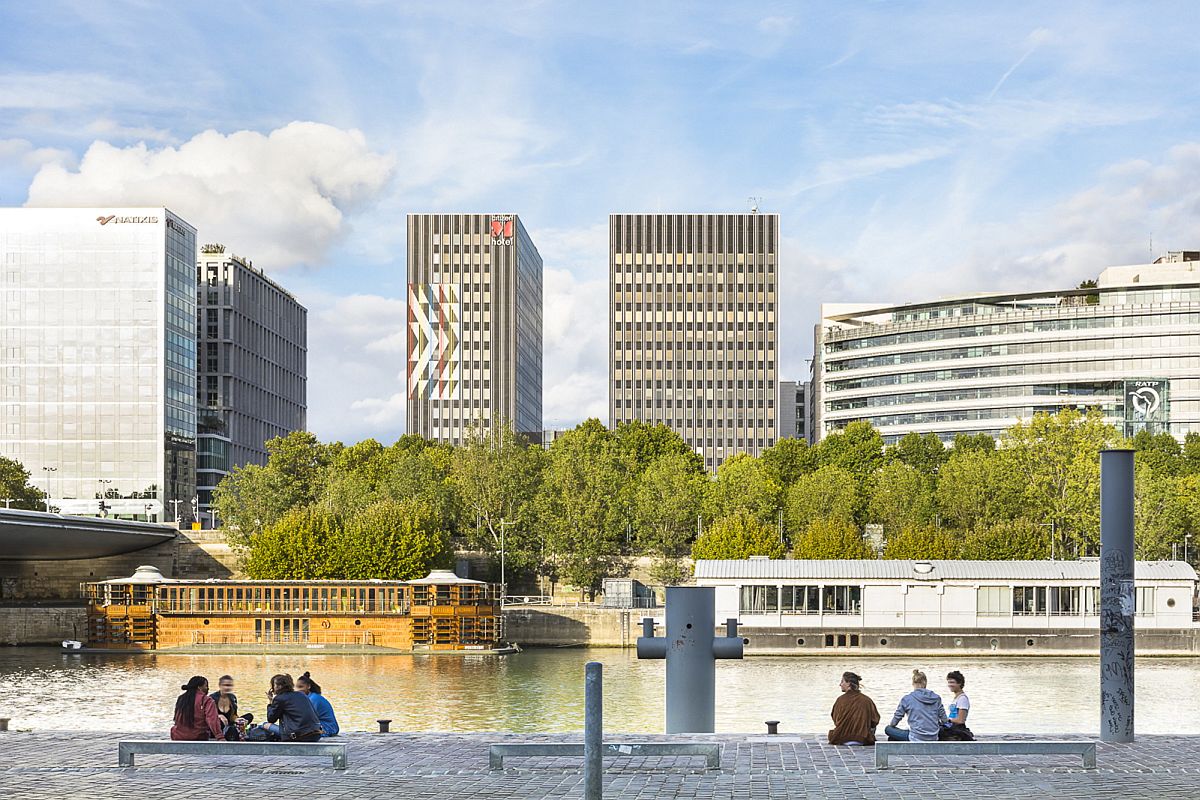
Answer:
(945, 670, 972, 737)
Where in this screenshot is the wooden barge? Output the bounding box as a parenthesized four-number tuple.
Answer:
(79, 566, 512, 654)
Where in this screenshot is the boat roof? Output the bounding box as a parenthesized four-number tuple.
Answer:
(694, 559, 1197, 582)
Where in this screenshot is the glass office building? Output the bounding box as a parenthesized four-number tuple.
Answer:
(0, 208, 197, 522)
(812, 253, 1200, 443)
(406, 214, 543, 444)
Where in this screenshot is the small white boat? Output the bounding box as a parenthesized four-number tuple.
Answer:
(61, 640, 84, 652)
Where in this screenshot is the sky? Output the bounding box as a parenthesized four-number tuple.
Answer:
(2, 1, 1200, 444)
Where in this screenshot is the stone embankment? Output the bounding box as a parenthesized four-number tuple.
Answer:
(0, 729, 1197, 798)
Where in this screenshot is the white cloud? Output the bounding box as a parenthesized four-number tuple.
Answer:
(0, 138, 73, 170)
(25, 121, 395, 269)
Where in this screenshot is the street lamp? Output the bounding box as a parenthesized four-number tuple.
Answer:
(1186, 534, 1193, 565)
(1040, 521, 1057, 560)
(40, 466, 57, 512)
(496, 518, 517, 604)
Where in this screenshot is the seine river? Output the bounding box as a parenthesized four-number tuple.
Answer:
(2, 647, 1197, 734)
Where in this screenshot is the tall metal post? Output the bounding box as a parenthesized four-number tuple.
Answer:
(1100, 448, 1135, 743)
(637, 586, 744, 734)
(584, 661, 603, 800)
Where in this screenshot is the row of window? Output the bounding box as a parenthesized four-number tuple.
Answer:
(736, 585, 1164, 616)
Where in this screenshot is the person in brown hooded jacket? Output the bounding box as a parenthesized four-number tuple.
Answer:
(828, 671, 881, 745)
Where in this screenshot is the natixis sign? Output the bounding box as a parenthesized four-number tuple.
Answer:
(1123, 379, 1169, 436)
(96, 214, 159, 225)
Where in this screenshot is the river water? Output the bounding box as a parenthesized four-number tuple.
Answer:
(1, 647, 1197, 735)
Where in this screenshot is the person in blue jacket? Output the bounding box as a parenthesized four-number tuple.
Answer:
(297, 671, 340, 737)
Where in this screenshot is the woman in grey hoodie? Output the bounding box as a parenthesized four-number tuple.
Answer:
(885, 669, 948, 741)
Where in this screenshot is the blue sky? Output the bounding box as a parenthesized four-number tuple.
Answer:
(3, 1, 1200, 443)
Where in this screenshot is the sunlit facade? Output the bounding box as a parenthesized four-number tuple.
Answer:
(813, 254, 1200, 443)
(0, 208, 197, 522)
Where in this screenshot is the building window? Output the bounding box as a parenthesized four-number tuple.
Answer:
(781, 585, 820, 614)
(1084, 586, 1100, 615)
(1013, 586, 1047, 615)
(976, 586, 1011, 615)
(822, 585, 861, 614)
(1136, 586, 1155, 616)
(739, 585, 778, 613)
(1050, 587, 1082, 615)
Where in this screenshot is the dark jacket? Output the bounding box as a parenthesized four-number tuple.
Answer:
(829, 689, 880, 745)
(209, 691, 239, 727)
(267, 691, 323, 740)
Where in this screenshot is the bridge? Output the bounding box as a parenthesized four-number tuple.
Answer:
(0, 508, 177, 560)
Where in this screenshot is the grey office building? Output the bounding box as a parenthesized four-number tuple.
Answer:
(0, 207, 197, 522)
(610, 213, 778, 470)
(406, 214, 543, 444)
(196, 244, 307, 524)
(778, 380, 807, 441)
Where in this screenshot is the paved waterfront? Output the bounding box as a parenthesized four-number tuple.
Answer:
(2, 730, 1200, 798)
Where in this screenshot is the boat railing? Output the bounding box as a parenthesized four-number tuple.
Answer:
(502, 595, 553, 606)
(158, 600, 410, 615)
(189, 631, 378, 647)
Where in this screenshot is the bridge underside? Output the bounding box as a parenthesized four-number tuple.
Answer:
(0, 509, 176, 560)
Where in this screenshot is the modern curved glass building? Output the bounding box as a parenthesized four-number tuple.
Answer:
(812, 253, 1200, 443)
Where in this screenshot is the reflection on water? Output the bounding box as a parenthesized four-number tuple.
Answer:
(1, 647, 1198, 734)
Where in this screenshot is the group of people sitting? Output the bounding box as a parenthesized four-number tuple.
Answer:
(170, 671, 340, 743)
(828, 668, 972, 746)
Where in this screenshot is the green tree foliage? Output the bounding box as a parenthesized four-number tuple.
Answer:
(934, 449, 1023, 530)
(1133, 430, 1183, 477)
(634, 453, 706, 585)
(0, 455, 47, 510)
(705, 452, 782, 523)
(791, 517, 872, 559)
(867, 461, 935, 536)
(883, 526, 961, 559)
(612, 420, 704, 474)
(329, 499, 452, 580)
(1133, 462, 1188, 560)
(759, 437, 818, 488)
(451, 419, 543, 570)
(888, 432, 947, 477)
(960, 518, 1050, 560)
(243, 504, 340, 579)
(691, 509, 785, 560)
(951, 432, 997, 453)
(813, 421, 885, 479)
(536, 421, 627, 597)
(785, 465, 858, 532)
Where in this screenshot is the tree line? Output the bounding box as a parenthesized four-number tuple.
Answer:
(211, 409, 1200, 594)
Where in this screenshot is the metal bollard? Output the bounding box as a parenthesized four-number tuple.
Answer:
(377, 719, 392, 733)
(584, 661, 603, 800)
(638, 586, 744, 734)
(764, 720, 779, 735)
(1100, 449, 1135, 743)
(0, 718, 8, 732)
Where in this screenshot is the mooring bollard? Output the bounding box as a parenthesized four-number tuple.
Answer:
(764, 720, 779, 735)
(584, 661, 603, 800)
(377, 719, 392, 733)
(1100, 448, 1135, 743)
(638, 586, 744, 734)
(0, 718, 9, 732)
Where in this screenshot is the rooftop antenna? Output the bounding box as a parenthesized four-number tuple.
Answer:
(1149, 233, 1153, 261)
(749, 197, 761, 214)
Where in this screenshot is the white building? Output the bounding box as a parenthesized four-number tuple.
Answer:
(812, 254, 1200, 443)
(695, 559, 1196, 640)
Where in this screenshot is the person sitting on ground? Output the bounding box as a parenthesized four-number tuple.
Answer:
(885, 669, 948, 742)
(828, 671, 880, 746)
(171, 675, 224, 741)
(262, 673, 323, 742)
(297, 671, 340, 737)
(209, 674, 254, 741)
(939, 670, 974, 741)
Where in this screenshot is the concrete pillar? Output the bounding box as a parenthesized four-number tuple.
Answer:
(1100, 448, 1135, 743)
(584, 661, 602, 800)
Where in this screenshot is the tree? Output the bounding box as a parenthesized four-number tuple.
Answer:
(1133, 430, 1183, 477)
(536, 421, 627, 597)
(0, 455, 46, 510)
(883, 526, 961, 559)
(960, 518, 1050, 560)
(759, 437, 818, 489)
(1133, 462, 1188, 560)
(888, 432, 946, 477)
(451, 419, 543, 571)
(935, 449, 1023, 531)
(329, 499, 452, 580)
(634, 453, 705, 585)
(1002, 409, 1121, 557)
(784, 465, 858, 532)
(691, 510, 785, 560)
(613, 420, 704, 475)
(791, 517, 873, 559)
(214, 431, 339, 542)
(867, 461, 935, 536)
(1182, 433, 1200, 475)
(243, 504, 340, 580)
(378, 441, 460, 531)
(951, 432, 997, 454)
(705, 452, 782, 524)
(813, 421, 885, 479)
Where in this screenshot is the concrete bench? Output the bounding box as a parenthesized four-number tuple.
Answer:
(489, 741, 720, 770)
(875, 740, 1095, 770)
(118, 739, 347, 769)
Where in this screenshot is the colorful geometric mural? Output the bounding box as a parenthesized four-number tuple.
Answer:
(407, 282, 461, 399)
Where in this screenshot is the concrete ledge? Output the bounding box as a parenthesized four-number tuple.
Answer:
(875, 740, 1096, 769)
(117, 739, 346, 769)
(488, 741, 720, 770)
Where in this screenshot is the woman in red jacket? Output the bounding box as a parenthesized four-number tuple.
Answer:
(171, 676, 224, 741)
